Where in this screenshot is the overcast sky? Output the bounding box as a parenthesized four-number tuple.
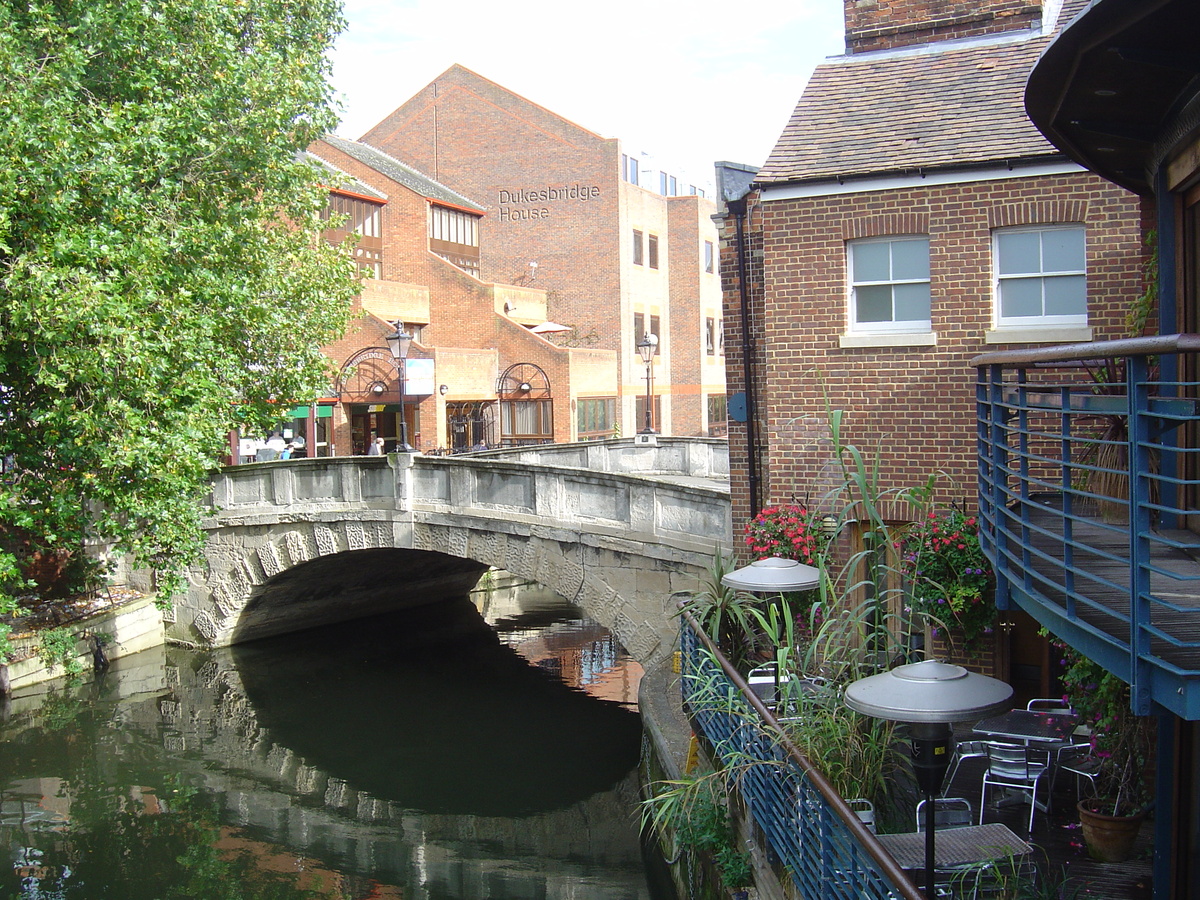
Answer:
(328, 0, 846, 189)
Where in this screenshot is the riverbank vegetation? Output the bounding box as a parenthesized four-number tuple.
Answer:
(0, 0, 360, 644)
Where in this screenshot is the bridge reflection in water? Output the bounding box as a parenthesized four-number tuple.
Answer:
(0, 580, 665, 900)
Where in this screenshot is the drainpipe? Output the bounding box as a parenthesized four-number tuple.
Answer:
(728, 197, 761, 515)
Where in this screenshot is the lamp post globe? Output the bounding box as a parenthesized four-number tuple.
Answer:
(386, 323, 414, 452)
(636, 333, 658, 433)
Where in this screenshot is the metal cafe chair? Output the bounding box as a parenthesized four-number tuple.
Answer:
(979, 742, 1051, 834)
(1055, 743, 1101, 800)
(916, 797, 975, 832)
(943, 739, 988, 793)
(846, 797, 877, 833)
(1025, 697, 1073, 714)
(1024, 697, 1089, 797)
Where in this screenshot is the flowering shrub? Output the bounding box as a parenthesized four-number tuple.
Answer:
(898, 506, 995, 647)
(743, 504, 823, 564)
(1053, 637, 1152, 815)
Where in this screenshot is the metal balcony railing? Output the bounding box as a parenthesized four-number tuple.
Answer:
(678, 613, 922, 900)
(973, 334, 1200, 720)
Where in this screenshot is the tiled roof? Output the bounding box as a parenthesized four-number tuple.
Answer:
(304, 152, 387, 200)
(320, 134, 486, 213)
(757, 32, 1063, 186)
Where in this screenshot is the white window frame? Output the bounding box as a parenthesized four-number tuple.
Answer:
(847, 235, 932, 335)
(993, 224, 1087, 329)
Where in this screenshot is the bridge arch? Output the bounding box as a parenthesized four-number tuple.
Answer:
(176, 439, 731, 665)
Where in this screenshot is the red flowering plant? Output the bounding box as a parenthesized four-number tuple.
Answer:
(743, 504, 824, 565)
(898, 506, 995, 647)
(742, 504, 828, 657)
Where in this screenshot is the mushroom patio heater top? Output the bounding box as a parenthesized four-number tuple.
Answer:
(720, 556, 821, 593)
(844, 660, 1012, 899)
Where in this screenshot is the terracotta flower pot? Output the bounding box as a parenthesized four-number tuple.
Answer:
(1077, 800, 1146, 862)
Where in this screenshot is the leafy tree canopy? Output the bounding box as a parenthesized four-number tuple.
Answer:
(0, 0, 359, 614)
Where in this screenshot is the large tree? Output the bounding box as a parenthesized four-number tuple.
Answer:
(0, 0, 359, 622)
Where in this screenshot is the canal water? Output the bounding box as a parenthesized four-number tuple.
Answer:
(0, 580, 671, 899)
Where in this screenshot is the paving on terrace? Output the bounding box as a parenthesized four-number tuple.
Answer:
(937, 723, 1154, 900)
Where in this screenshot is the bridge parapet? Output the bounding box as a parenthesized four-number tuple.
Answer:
(410, 455, 729, 556)
(188, 441, 731, 662)
(468, 436, 729, 481)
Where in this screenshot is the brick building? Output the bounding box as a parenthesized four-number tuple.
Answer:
(276, 137, 616, 456)
(717, 0, 1148, 681)
(356, 65, 727, 438)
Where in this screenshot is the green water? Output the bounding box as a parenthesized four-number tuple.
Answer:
(0, 591, 663, 899)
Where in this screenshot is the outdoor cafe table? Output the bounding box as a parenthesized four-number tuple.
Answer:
(972, 709, 1080, 743)
(875, 822, 1033, 872)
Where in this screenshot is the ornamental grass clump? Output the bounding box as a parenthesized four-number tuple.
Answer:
(899, 505, 996, 647)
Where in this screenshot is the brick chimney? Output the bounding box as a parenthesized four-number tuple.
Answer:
(844, 0, 1043, 54)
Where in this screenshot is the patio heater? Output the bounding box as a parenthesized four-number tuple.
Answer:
(637, 333, 658, 433)
(844, 661, 1012, 899)
(723, 557, 821, 708)
(385, 323, 414, 452)
(721, 556, 820, 593)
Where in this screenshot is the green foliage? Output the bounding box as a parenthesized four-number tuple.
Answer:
(777, 699, 901, 810)
(1129, 228, 1158, 337)
(642, 773, 753, 891)
(677, 549, 766, 671)
(0, 0, 359, 610)
(38, 626, 83, 676)
(0, 551, 29, 662)
(1054, 639, 1153, 816)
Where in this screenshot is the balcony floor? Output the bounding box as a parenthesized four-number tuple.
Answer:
(1015, 498, 1200, 673)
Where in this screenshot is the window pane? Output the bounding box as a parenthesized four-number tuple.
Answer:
(855, 284, 893, 322)
(891, 239, 930, 281)
(852, 242, 890, 282)
(997, 231, 1041, 275)
(1000, 278, 1043, 318)
(893, 282, 931, 322)
(1042, 228, 1085, 273)
(1043, 274, 1087, 316)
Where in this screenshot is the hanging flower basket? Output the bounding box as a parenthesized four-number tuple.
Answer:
(899, 507, 996, 648)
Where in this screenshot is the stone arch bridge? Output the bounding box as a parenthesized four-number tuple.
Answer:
(175, 438, 731, 665)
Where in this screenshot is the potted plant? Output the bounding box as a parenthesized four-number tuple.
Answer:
(1058, 645, 1154, 862)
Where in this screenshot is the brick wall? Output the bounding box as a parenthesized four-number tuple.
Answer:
(719, 171, 1147, 536)
(844, 0, 1043, 53)
(309, 138, 584, 450)
(360, 65, 722, 438)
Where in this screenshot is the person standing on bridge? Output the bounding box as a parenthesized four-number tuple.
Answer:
(366, 436, 384, 456)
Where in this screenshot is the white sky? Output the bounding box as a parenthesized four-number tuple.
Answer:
(328, 0, 846, 190)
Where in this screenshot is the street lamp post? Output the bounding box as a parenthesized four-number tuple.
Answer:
(385, 323, 414, 452)
(637, 333, 658, 433)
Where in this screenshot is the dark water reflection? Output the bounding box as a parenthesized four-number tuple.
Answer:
(0, 586, 664, 899)
(233, 597, 643, 816)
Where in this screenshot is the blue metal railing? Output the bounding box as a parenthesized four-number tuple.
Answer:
(973, 334, 1200, 720)
(678, 613, 921, 900)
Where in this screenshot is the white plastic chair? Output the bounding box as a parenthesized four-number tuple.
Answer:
(979, 742, 1050, 834)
